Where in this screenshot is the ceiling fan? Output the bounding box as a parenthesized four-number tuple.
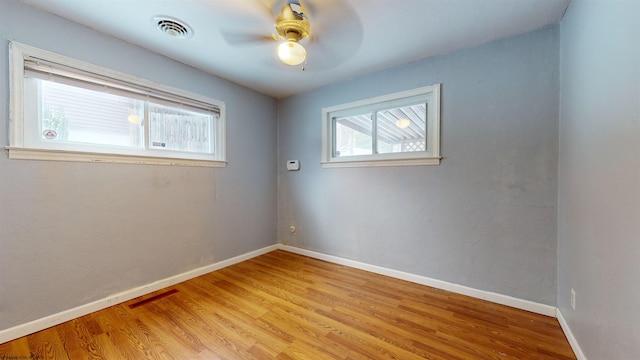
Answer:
(221, 0, 363, 70)
(273, 0, 310, 66)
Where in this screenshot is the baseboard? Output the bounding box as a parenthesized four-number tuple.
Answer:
(0, 243, 566, 347)
(277, 244, 557, 317)
(556, 309, 588, 360)
(0, 244, 279, 344)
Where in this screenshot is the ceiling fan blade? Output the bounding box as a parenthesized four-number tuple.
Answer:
(302, 0, 363, 70)
(217, 0, 279, 47)
(249, 0, 278, 21)
(221, 31, 278, 46)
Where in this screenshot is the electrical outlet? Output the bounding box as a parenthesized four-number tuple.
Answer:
(570, 289, 576, 310)
(289, 225, 297, 234)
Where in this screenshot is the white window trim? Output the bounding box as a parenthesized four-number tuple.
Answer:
(7, 41, 227, 167)
(321, 84, 441, 168)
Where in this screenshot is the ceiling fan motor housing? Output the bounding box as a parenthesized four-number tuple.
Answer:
(275, 5, 310, 41)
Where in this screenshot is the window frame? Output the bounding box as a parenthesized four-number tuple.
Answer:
(321, 84, 441, 168)
(7, 41, 226, 167)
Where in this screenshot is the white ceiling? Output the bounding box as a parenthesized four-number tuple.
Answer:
(20, 0, 570, 99)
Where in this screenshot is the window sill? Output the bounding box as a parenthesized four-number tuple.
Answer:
(5, 147, 227, 168)
(321, 157, 441, 168)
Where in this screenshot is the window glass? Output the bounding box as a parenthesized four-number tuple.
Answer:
(40, 79, 143, 148)
(376, 104, 427, 154)
(148, 103, 214, 154)
(335, 114, 372, 157)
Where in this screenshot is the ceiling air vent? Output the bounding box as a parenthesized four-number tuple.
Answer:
(153, 16, 193, 39)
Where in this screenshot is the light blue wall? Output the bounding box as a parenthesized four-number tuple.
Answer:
(278, 28, 560, 305)
(0, 0, 277, 330)
(11, 3, 638, 356)
(558, 0, 640, 358)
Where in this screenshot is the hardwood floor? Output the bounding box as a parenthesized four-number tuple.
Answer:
(0, 250, 576, 359)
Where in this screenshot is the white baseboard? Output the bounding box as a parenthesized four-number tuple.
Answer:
(1, 243, 570, 350)
(277, 245, 557, 317)
(556, 309, 587, 360)
(0, 244, 279, 344)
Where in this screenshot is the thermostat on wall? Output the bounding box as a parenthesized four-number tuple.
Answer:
(287, 160, 300, 171)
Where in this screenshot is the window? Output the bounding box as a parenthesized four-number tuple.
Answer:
(8, 41, 226, 167)
(322, 84, 441, 167)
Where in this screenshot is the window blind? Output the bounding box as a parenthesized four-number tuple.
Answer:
(24, 57, 219, 116)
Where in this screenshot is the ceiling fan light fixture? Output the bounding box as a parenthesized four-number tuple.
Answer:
(278, 40, 306, 66)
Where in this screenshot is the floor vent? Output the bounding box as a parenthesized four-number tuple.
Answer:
(128, 289, 179, 309)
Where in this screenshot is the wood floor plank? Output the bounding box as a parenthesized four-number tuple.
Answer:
(0, 337, 30, 359)
(56, 320, 94, 359)
(221, 263, 335, 314)
(0, 250, 576, 359)
(99, 305, 170, 360)
(176, 280, 295, 352)
(27, 325, 76, 360)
